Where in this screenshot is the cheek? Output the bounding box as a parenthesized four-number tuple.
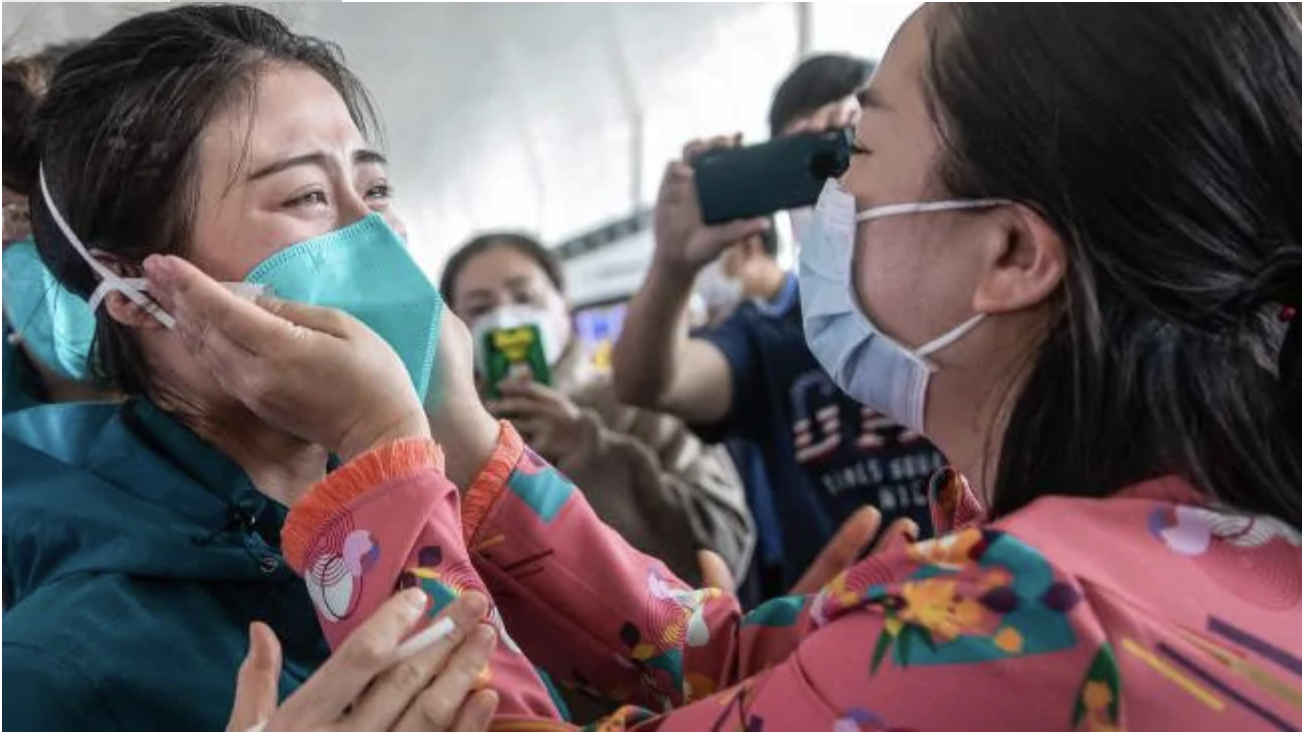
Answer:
(383, 212, 407, 242)
(547, 299, 573, 341)
(190, 212, 325, 282)
(852, 220, 940, 346)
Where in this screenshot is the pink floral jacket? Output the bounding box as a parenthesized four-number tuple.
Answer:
(281, 424, 1301, 731)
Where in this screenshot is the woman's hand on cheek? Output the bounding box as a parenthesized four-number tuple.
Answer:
(143, 255, 430, 461)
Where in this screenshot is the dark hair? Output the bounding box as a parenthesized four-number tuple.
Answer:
(768, 53, 876, 137)
(3, 40, 87, 192)
(922, 4, 1300, 523)
(11, 4, 379, 395)
(440, 232, 566, 306)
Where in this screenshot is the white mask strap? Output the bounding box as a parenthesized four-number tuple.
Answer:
(38, 165, 177, 329)
(916, 313, 986, 360)
(856, 198, 1010, 222)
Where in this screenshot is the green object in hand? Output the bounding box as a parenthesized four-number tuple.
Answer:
(481, 323, 552, 398)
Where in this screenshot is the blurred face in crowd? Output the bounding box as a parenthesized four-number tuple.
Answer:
(449, 244, 574, 355)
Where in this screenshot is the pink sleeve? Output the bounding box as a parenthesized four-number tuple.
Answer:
(281, 437, 563, 724)
(461, 425, 1117, 731)
(460, 424, 815, 714)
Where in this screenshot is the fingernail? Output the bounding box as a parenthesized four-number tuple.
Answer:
(477, 624, 498, 647)
(142, 255, 166, 279)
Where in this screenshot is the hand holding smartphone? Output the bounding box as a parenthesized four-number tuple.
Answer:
(691, 128, 852, 225)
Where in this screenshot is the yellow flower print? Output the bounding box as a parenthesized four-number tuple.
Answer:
(994, 626, 1024, 654)
(1082, 681, 1114, 710)
(1079, 680, 1122, 731)
(898, 578, 987, 640)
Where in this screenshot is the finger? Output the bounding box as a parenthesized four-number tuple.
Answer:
(144, 255, 291, 356)
(346, 592, 490, 731)
(512, 418, 550, 449)
(870, 517, 920, 555)
(681, 135, 738, 164)
(257, 295, 357, 339)
(784, 117, 816, 135)
(392, 625, 498, 732)
(274, 588, 429, 727)
(449, 690, 498, 732)
(696, 549, 735, 593)
(484, 397, 546, 418)
(226, 622, 283, 732)
(681, 138, 709, 163)
(822, 100, 851, 131)
(712, 216, 772, 245)
(790, 506, 882, 595)
(496, 380, 567, 406)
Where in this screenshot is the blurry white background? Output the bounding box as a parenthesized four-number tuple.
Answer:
(3, 2, 917, 301)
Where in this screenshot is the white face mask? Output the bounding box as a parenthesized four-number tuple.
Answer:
(693, 258, 745, 314)
(787, 206, 815, 248)
(470, 303, 569, 373)
(798, 179, 1007, 433)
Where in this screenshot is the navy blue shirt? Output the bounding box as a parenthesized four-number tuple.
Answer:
(693, 273, 944, 592)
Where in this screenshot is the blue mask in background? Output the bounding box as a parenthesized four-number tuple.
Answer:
(2, 238, 96, 381)
(244, 214, 442, 402)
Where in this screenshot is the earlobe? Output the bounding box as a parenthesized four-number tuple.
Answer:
(972, 207, 1067, 314)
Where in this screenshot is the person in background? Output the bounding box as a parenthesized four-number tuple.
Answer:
(612, 52, 938, 597)
(440, 232, 755, 588)
(158, 3, 1300, 729)
(1, 41, 118, 413)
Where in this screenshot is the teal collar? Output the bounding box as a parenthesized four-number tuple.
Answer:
(114, 398, 288, 546)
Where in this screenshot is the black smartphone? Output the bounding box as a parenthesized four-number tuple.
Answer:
(691, 128, 852, 225)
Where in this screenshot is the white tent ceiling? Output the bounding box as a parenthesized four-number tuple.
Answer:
(2, 2, 916, 292)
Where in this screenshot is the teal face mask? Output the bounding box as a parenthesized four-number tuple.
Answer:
(243, 214, 441, 401)
(39, 167, 442, 401)
(1, 238, 97, 381)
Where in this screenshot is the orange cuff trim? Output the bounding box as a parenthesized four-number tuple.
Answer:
(283, 437, 444, 574)
(461, 420, 524, 543)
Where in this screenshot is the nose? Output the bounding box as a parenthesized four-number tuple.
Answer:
(335, 183, 373, 230)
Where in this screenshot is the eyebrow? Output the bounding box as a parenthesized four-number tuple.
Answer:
(246, 148, 388, 182)
(461, 276, 538, 304)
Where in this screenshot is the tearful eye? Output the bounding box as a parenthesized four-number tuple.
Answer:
(287, 190, 329, 208)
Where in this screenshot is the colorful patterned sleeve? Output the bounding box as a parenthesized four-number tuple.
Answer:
(460, 424, 1128, 731)
(459, 423, 815, 720)
(280, 437, 563, 723)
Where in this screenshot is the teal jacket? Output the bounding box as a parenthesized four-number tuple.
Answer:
(3, 399, 330, 730)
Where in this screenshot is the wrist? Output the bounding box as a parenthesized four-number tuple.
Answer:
(339, 411, 432, 462)
(648, 258, 700, 292)
(428, 398, 500, 488)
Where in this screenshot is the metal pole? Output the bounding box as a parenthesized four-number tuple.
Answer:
(796, 1, 813, 58)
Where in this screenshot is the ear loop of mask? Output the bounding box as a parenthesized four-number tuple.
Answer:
(851, 196, 1010, 369)
(38, 167, 273, 330)
(39, 165, 177, 329)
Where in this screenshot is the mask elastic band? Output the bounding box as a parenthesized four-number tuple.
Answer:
(856, 198, 1010, 222)
(38, 165, 177, 329)
(916, 313, 987, 359)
